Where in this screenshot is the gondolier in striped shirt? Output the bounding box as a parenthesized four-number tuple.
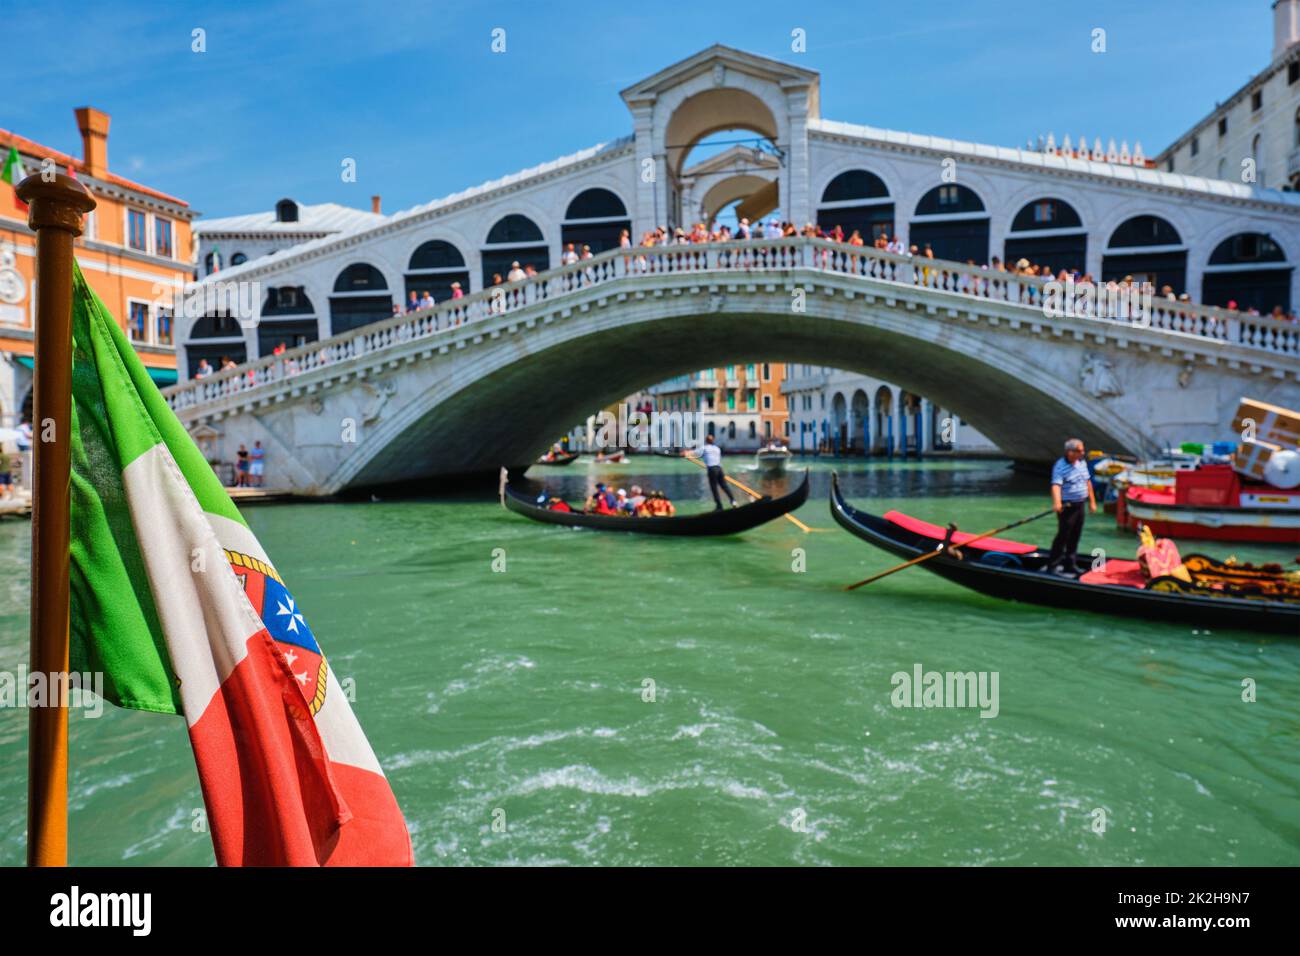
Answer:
(1047, 437, 1097, 576)
(684, 433, 737, 510)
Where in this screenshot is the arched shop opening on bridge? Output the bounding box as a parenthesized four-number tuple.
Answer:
(1003, 198, 1087, 274)
(561, 188, 630, 254)
(1201, 232, 1292, 313)
(909, 184, 989, 262)
(481, 214, 549, 287)
(258, 286, 317, 356)
(330, 263, 392, 335)
(1102, 215, 1186, 294)
(817, 169, 893, 242)
(182, 312, 246, 378)
(406, 239, 470, 304)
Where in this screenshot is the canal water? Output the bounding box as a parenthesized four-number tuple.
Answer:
(0, 458, 1296, 866)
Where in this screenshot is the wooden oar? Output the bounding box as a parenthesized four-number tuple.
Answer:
(683, 454, 816, 533)
(843, 508, 1054, 591)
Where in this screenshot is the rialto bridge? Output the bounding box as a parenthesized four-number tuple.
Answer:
(167, 45, 1300, 492)
(164, 238, 1300, 494)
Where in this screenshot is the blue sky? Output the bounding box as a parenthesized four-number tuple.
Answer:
(4, 0, 1273, 220)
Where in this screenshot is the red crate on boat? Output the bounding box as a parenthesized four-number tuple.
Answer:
(1173, 464, 1240, 506)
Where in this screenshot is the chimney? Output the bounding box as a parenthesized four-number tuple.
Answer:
(371, 195, 382, 215)
(1277, 0, 1300, 59)
(74, 107, 110, 178)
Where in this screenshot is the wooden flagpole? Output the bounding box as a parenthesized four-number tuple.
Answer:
(18, 172, 96, 867)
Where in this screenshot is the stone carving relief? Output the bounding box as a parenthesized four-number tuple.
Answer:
(360, 379, 398, 425)
(1080, 352, 1122, 398)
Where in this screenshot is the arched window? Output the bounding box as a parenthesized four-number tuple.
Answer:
(1102, 216, 1186, 294)
(1204, 232, 1291, 313)
(257, 287, 318, 359)
(261, 286, 315, 315)
(230, 252, 248, 267)
(910, 185, 988, 262)
(817, 169, 893, 242)
(914, 184, 985, 216)
(333, 263, 388, 293)
(821, 170, 889, 203)
(1107, 216, 1181, 248)
(562, 189, 630, 255)
(275, 199, 299, 223)
(1009, 198, 1082, 231)
(204, 251, 218, 276)
(1005, 198, 1086, 273)
(330, 263, 392, 335)
(1208, 233, 1286, 265)
(564, 188, 626, 220)
(408, 240, 466, 270)
(188, 314, 242, 338)
(1294, 107, 1300, 147)
(482, 214, 548, 286)
(486, 214, 543, 244)
(405, 239, 470, 303)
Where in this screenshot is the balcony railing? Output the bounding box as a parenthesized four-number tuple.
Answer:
(164, 237, 1300, 413)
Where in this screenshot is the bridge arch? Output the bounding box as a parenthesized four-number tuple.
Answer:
(663, 87, 781, 180)
(322, 287, 1159, 491)
(850, 388, 869, 452)
(701, 174, 776, 225)
(873, 385, 893, 454)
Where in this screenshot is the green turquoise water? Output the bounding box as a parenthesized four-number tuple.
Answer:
(1, 458, 1297, 866)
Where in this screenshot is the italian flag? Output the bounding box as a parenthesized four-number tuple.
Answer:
(67, 264, 411, 865)
(2, 146, 28, 213)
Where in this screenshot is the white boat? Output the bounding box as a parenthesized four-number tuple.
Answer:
(755, 443, 791, 475)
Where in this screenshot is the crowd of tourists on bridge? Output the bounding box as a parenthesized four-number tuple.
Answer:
(368, 216, 1295, 323)
(187, 218, 1295, 397)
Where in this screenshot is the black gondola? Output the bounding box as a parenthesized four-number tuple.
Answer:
(830, 473, 1299, 634)
(534, 451, 580, 466)
(504, 470, 810, 535)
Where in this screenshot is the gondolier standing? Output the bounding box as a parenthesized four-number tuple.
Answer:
(684, 433, 737, 510)
(1047, 438, 1097, 576)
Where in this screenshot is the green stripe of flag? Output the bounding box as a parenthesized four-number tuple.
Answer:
(68, 264, 247, 713)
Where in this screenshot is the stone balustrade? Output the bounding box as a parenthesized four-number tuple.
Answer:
(164, 237, 1299, 413)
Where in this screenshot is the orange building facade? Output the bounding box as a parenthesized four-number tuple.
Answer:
(649, 362, 789, 451)
(1, 107, 195, 427)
